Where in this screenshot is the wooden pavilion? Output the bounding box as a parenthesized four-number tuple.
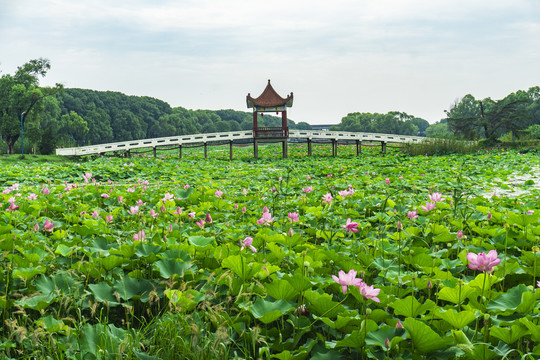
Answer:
(247, 80, 293, 159)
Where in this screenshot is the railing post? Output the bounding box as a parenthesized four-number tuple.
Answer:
(229, 140, 233, 161)
(204, 142, 208, 159)
(356, 140, 361, 155)
(153, 147, 157, 158)
(332, 139, 337, 157)
(179, 145, 182, 159)
(381, 141, 387, 154)
(254, 139, 258, 160)
(307, 138, 312, 156)
(282, 140, 288, 159)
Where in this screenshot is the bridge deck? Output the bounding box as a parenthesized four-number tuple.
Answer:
(56, 130, 426, 156)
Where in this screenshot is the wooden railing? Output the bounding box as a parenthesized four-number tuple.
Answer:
(254, 127, 289, 138)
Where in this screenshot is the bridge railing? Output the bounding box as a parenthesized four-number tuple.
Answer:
(56, 129, 428, 156)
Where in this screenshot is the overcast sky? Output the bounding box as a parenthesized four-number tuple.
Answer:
(1, 0, 539, 125)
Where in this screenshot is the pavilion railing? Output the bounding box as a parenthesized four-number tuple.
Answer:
(254, 127, 289, 138)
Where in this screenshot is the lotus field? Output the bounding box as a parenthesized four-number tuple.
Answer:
(1, 145, 540, 359)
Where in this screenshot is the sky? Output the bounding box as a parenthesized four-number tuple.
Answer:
(1, 0, 539, 125)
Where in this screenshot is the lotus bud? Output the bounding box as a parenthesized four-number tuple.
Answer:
(384, 337, 390, 348)
(288, 227, 294, 237)
(396, 320, 403, 328)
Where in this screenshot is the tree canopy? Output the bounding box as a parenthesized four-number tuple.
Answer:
(0, 58, 63, 154)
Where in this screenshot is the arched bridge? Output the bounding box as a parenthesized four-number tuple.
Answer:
(55, 130, 427, 158)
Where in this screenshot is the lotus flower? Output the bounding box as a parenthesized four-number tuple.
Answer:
(241, 237, 257, 253)
(331, 270, 363, 294)
(342, 218, 359, 233)
(43, 220, 54, 232)
(428, 192, 445, 202)
(467, 250, 501, 273)
(288, 212, 299, 223)
(358, 282, 381, 303)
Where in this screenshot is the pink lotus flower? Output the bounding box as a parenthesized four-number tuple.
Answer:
(234, 203, 239, 210)
(128, 205, 139, 215)
(91, 211, 99, 219)
(338, 190, 350, 198)
(196, 219, 205, 229)
(42, 188, 50, 195)
(420, 201, 437, 212)
(162, 193, 174, 201)
(457, 230, 463, 239)
(118, 196, 124, 203)
(101, 193, 110, 198)
(105, 215, 113, 223)
(184, 184, 190, 190)
(428, 192, 445, 202)
(136, 199, 146, 206)
(173, 207, 183, 215)
(527, 210, 535, 215)
(342, 218, 359, 233)
(241, 206, 247, 213)
(358, 282, 381, 302)
(33, 223, 39, 232)
(396, 221, 403, 230)
(288, 212, 300, 223)
(242, 188, 248, 196)
(256, 211, 274, 226)
(407, 210, 418, 220)
(466, 250, 501, 273)
(302, 186, 314, 193)
(7, 202, 19, 211)
(385, 178, 390, 185)
(241, 237, 257, 253)
(332, 269, 363, 294)
(27, 193, 38, 200)
(215, 190, 223, 198)
(396, 320, 403, 329)
(322, 193, 333, 204)
(487, 213, 492, 220)
(149, 209, 159, 219)
(43, 220, 54, 232)
(205, 213, 213, 223)
(133, 230, 146, 241)
(188, 212, 196, 219)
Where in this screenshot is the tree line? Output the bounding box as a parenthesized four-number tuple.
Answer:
(2, 58, 539, 155)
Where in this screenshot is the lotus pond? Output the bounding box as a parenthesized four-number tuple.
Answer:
(1, 145, 539, 359)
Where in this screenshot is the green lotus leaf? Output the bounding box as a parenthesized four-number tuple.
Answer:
(335, 320, 378, 348)
(245, 297, 295, 324)
(188, 235, 214, 247)
(435, 309, 477, 329)
(403, 318, 453, 353)
(88, 282, 121, 306)
(16, 294, 55, 311)
(264, 278, 298, 301)
(153, 259, 194, 279)
(490, 325, 529, 344)
(487, 284, 536, 314)
(390, 296, 436, 318)
(36, 273, 80, 296)
(164, 289, 203, 312)
(13, 266, 46, 281)
(113, 276, 158, 302)
(36, 315, 69, 334)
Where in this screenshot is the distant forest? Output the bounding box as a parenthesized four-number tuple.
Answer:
(45, 88, 313, 148)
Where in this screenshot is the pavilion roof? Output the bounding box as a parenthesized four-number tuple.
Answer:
(247, 80, 293, 108)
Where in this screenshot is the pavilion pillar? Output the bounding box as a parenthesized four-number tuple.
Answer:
(229, 140, 233, 161)
(356, 140, 361, 155)
(307, 138, 312, 156)
(282, 140, 288, 159)
(282, 110, 287, 136)
(204, 142, 208, 159)
(179, 145, 182, 159)
(381, 141, 387, 154)
(253, 111, 258, 138)
(153, 147, 157, 158)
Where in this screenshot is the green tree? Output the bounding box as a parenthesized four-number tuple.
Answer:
(0, 58, 63, 154)
(59, 111, 89, 146)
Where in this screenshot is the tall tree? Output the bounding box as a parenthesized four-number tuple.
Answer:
(0, 58, 63, 154)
